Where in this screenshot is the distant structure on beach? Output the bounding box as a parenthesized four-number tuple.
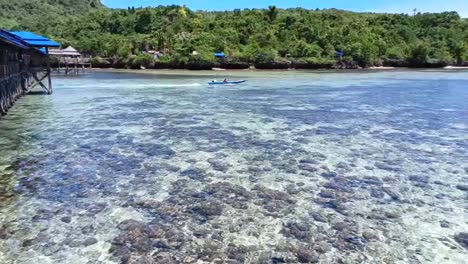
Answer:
(214, 52, 226, 61)
(0, 29, 60, 115)
(145, 50, 164, 59)
(49, 46, 91, 74)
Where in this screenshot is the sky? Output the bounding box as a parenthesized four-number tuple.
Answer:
(102, 0, 468, 17)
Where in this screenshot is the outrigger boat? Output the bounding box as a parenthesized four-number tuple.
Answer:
(208, 80, 246, 85)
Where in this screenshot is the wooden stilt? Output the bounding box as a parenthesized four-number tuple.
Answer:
(46, 48, 52, 94)
(31, 72, 48, 91)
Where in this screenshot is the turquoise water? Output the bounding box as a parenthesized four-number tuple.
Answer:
(0, 70, 467, 263)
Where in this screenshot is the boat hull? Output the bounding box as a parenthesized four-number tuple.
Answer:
(208, 80, 246, 85)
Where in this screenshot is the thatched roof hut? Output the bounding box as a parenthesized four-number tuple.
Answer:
(49, 46, 81, 57)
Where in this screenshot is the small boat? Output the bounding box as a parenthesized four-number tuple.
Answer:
(208, 80, 246, 85)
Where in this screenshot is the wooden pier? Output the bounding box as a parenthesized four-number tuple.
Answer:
(0, 30, 59, 115)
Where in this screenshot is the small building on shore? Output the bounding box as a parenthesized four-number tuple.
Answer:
(49, 46, 81, 57)
(49, 46, 91, 74)
(0, 29, 60, 115)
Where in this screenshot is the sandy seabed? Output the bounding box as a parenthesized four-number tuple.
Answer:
(0, 70, 467, 263)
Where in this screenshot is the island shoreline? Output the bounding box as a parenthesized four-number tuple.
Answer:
(87, 67, 468, 76)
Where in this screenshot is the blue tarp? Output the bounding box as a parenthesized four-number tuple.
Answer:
(214, 52, 225, 58)
(335, 50, 345, 57)
(9, 31, 60, 47)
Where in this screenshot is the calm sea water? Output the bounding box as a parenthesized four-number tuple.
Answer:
(0, 70, 467, 263)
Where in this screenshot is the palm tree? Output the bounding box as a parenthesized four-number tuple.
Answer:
(267, 5, 278, 22)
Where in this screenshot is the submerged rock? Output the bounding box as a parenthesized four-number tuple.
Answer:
(454, 232, 468, 249)
(299, 163, 318, 172)
(344, 235, 367, 247)
(408, 175, 431, 187)
(226, 243, 248, 262)
(321, 171, 338, 178)
(361, 176, 383, 186)
(296, 247, 319, 263)
(440, 220, 450, 228)
(375, 162, 401, 172)
(112, 220, 153, 254)
(285, 184, 301, 195)
(324, 199, 348, 215)
(42, 243, 62, 256)
(153, 252, 177, 264)
(253, 185, 296, 216)
(64, 237, 82, 248)
(382, 187, 402, 201)
(81, 225, 95, 235)
(22, 238, 35, 247)
(282, 222, 312, 241)
(208, 159, 230, 172)
(333, 222, 350, 231)
(0, 226, 7, 239)
(361, 230, 378, 241)
(205, 182, 252, 209)
(180, 167, 206, 181)
(384, 211, 401, 219)
(189, 200, 224, 220)
(310, 212, 328, 223)
(60, 216, 72, 223)
(83, 237, 98, 247)
(370, 188, 385, 199)
(271, 257, 287, 263)
(299, 159, 318, 165)
(319, 190, 336, 199)
(335, 162, 349, 169)
(127, 255, 154, 264)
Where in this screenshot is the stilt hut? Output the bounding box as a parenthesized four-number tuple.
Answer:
(0, 30, 60, 115)
(49, 46, 91, 74)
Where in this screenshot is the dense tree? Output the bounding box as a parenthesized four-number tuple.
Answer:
(0, 0, 466, 68)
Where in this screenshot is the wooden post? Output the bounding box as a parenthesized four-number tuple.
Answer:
(74, 57, 77, 74)
(46, 47, 52, 94)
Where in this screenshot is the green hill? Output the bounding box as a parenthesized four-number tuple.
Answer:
(0, 0, 102, 32)
(0, 1, 466, 68)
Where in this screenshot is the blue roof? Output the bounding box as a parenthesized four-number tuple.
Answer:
(214, 52, 225, 57)
(336, 50, 345, 56)
(9, 31, 60, 47)
(0, 29, 29, 49)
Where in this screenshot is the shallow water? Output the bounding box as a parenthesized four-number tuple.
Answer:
(0, 70, 467, 264)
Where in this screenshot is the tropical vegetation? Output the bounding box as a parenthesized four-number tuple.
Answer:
(1, 0, 467, 69)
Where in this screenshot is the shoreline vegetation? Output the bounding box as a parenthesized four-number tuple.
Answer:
(87, 68, 468, 78)
(1, 1, 467, 70)
(80, 58, 468, 71)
